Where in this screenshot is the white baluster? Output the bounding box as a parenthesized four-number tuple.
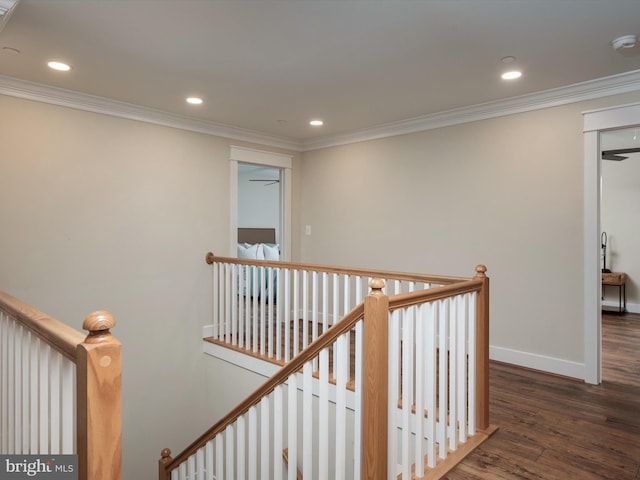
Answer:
(244, 265, 251, 352)
(215, 435, 224, 480)
(205, 440, 214, 480)
(438, 299, 448, 459)
(414, 304, 425, 476)
(238, 265, 245, 349)
(213, 262, 219, 340)
(39, 343, 50, 453)
(273, 386, 283, 480)
(334, 333, 347, 480)
(252, 266, 259, 353)
(318, 344, 329, 480)
(226, 425, 235, 480)
(30, 335, 39, 453)
(293, 270, 299, 356)
(284, 269, 291, 362)
(353, 318, 363, 480)
(60, 357, 74, 454)
(457, 294, 467, 443)
(49, 351, 61, 454)
(287, 374, 297, 480)
(248, 406, 257, 479)
(260, 397, 269, 479)
(224, 263, 231, 344)
(468, 292, 477, 437)
(231, 265, 238, 347)
(260, 266, 267, 356)
(13, 326, 24, 453)
(186, 453, 196, 480)
(302, 271, 309, 349)
(236, 415, 246, 480)
(426, 301, 437, 468)
(401, 308, 413, 479)
(303, 362, 313, 479)
(449, 297, 458, 452)
(196, 447, 205, 480)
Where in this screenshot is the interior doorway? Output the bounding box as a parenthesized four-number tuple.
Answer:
(237, 163, 282, 241)
(583, 102, 640, 384)
(229, 146, 293, 260)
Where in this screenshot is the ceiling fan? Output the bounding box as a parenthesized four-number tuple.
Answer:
(249, 178, 280, 186)
(601, 147, 640, 161)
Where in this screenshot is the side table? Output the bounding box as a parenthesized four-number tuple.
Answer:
(602, 272, 626, 314)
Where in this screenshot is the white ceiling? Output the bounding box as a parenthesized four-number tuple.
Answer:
(1, 0, 640, 148)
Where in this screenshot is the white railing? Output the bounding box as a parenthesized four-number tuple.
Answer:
(388, 291, 478, 478)
(0, 311, 77, 455)
(205, 252, 465, 365)
(0, 291, 122, 480)
(160, 258, 491, 479)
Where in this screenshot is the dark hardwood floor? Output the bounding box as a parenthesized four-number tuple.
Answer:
(445, 312, 640, 480)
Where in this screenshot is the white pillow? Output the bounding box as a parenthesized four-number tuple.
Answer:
(237, 243, 261, 259)
(262, 243, 280, 261)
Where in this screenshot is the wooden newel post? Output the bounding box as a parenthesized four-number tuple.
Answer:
(77, 311, 122, 480)
(474, 265, 490, 432)
(158, 448, 172, 480)
(362, 278, 389, 479)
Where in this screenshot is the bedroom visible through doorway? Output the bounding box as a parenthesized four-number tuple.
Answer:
(237, 163, 282, 244)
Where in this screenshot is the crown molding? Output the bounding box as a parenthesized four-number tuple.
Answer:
(0, 74, 304, 151)
(2, 70, 640, 153)
(301, 69, 640, 151)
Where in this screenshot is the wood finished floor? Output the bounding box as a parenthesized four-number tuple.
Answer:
(444, 312, 640, 480)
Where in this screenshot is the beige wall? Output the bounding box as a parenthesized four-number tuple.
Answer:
(0, 94, 298, 479)
(299, 91, 640, 376)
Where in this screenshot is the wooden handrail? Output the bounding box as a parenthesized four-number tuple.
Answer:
(206, 252, 469, 285)
(163, 302, 367, 472)
(0, 290, 85, 360)
(388, 277, 484, 311)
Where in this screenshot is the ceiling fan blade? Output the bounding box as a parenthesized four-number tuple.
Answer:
(249, 179, 280, 185)
(601, 147, 640, 161)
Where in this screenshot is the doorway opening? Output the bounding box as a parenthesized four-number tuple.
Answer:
(229, 146, 292, 261)
(583, 102, 640, 384)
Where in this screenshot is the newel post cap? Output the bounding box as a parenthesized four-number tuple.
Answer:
(369, 278, 385, 295)
(82, 310, 116, 343)
(474, 264, 488, 278)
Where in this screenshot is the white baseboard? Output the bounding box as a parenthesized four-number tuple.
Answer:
(490, 345, 585, 380)
(602, 300, 640, 314)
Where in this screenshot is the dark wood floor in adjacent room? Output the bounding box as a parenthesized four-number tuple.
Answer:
(445, 312, 640, 480)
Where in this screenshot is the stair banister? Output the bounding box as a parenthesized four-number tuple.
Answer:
(160, 302, 367, 477)
(0, 291, 122, 480)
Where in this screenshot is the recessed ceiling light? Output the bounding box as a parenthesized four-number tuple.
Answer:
(501, 70, 522, 80)
(310, 120, 323, 126)
(186, 97, 203, 105)
(47, 61, 71, 72)
(500, 56, 516, 63)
